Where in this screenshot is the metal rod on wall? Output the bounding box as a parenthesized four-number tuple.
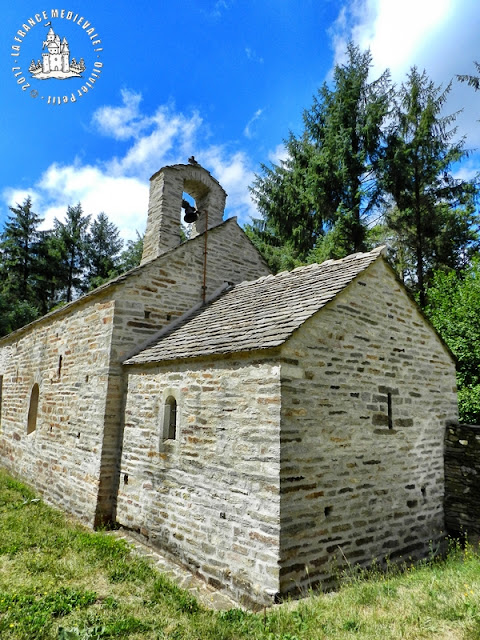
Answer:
(202, 209, 209, 304)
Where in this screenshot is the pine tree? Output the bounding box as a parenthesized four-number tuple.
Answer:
(85, 212, 123, 290)
(250, 43, 391, 264)
(457, 61, 480, 91)
(34, 230, 66, 314)
(0, 197, 43, 303)
(116, 232, 144, 273)
(54, 203, 91, 303)
(380, 67, 476, 306)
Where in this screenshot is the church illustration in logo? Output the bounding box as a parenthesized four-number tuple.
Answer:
(29, 25, 85, 79)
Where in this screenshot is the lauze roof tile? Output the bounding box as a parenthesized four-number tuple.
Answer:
(124, 246, 386, 365)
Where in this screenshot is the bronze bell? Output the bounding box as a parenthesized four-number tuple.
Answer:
(182, 199, 198, 223)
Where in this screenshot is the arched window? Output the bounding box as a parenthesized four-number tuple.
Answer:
(163, 395, 177, 440)
(27, 383, 39, 435)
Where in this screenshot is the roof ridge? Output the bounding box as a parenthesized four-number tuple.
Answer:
(231, 246, 386, 291)
(124, 246, 387, 366)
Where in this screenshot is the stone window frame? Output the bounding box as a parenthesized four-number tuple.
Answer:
(159, 388, 182, 444)
(27, 382, 40, 435)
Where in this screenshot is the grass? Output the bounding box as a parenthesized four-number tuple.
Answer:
(1, 469, 480, 639)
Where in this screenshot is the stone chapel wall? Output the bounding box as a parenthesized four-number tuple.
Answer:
(278, 258, 458, 596)
(111, 220, 270, 365)
(95, 220, 270, 524)
(117, 355, 282, 609)
(0, 296, 116, 525)
(0, 218, 269, 527)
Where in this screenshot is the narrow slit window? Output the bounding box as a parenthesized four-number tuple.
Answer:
(164, 395, 177, 440)
(27, 383, 40, 434)
(387, 392, 393, 430)
(58, 355, 63, 379)
(0, 375, 3, 423)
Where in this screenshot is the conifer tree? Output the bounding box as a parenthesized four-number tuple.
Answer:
(34, 230, 66, 313)
(54, 203, 91, 303)
(380, 67, 477, 306)
(0, 197, 43, 303)
(116, 232, 144, 273)
(85, 212, 123, 290)
(457, 61, 480, 90)
(250, 43, 391, 265)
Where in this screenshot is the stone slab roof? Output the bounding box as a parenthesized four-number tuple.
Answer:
(124, 246, 386, 365)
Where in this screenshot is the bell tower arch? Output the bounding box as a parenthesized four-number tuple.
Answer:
(140, 162, 227, 265)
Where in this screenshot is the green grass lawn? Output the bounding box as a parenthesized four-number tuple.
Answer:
(1, 469, 480, 639)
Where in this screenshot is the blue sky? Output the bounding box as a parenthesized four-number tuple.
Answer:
(1, 0, 479, 242)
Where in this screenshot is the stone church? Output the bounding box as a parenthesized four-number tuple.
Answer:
(0, 162, 458, 607)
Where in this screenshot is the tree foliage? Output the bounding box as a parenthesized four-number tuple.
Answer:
(116, 232, 144, 274)
(457, 60, 480, 91)
(250, 43, 391, 265)
(247, 49, 480, 419)
(380, 67, 477, 306)
(54, 203, 91, 303)
(425, 262, 480, 424)
(85, 212, 123, 290)
(0, 200, 142, 337)
(0, 197, 43, 302)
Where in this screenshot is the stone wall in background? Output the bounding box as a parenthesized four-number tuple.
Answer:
(444, 424, 480, 538)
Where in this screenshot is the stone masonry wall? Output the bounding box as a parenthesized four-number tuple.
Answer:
(141, 164, 227, 263)
(278, 258, 458, 596)
(96, 220, 270, 523)
(117, 355, 282, 609)
(444, 424, 480, 537)
(112, 220, 270, 366)
(0, 219, 269, 527)
(0, 296, 116, 525)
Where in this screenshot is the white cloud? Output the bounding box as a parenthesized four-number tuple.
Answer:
(2, 189, 34, 211)
(209, 0, 233, 19)
(2, 91, 262, 240)
(330, 0, 454, 79)
(268, 143, 288, 166)
(201, 146, 258, 223)
(330, 0, 480, 145)
(91, 89, 146, 140)
(109, 108, 203, 177)
(245, 47, 264, 64)
(453, 162, 480, 183)
(93, 90, 204, 177)
(41, 164, 149, 238)
(4, 164, 149, 241)
(244, 109, 263, 139)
